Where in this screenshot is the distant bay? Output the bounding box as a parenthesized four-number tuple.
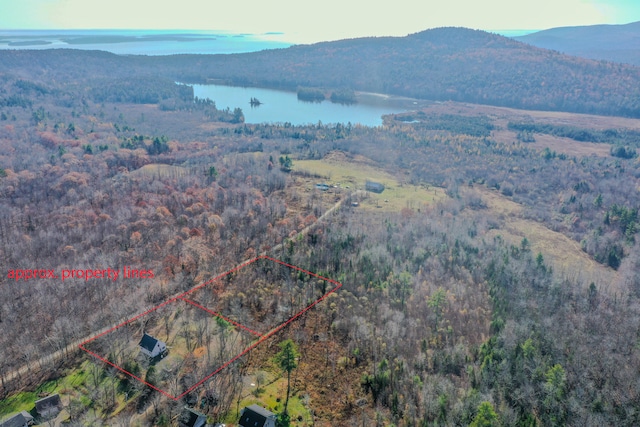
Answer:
(0, 29, 541, 56)
(0, 30, 293, 55)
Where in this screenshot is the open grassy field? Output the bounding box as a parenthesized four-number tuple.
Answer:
(468, 186, 619, 291)
(293, 152, 446, 213)
(294, 151, 615, 290)
(491, 129, 612, 157)
(409, 99, 640, 130)
(391, 99, 640, 158)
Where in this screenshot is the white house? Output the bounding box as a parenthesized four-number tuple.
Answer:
(138, 333, 167, 359)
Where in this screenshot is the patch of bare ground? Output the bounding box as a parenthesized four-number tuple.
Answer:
(464, 186, 619, 292)
(491, 129, 611, 157)
(283, 173, 343, 219)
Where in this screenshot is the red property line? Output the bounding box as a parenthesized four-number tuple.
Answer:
(179, 257, 261, 299)
(176, 256, 343, 399)
(80, 257, 262, 348)
(260, 255, 343, 287)
(179, 296, 263, 337)
(176, 272, 342, 400)
(79, 344, 176, 400)
(79, 295, 181, 346)
(79, 256, 342, 401)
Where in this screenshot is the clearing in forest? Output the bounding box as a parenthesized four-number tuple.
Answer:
(80, 256, 341, 400)
(129, 163, 192, 179)
(470, 187, 618, 290)
(294, 152, 446, 212)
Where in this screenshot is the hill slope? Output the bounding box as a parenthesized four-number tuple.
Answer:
(2, 27, 640, 117)
(515, 21, 640, 66)
(154, 27, 640, 116)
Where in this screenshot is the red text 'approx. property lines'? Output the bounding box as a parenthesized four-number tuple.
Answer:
(7, 267, 154, 281)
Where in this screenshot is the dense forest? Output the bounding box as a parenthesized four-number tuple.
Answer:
(1, 41, 640, 426)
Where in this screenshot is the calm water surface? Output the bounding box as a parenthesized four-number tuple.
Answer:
(193, 84, 411, 126)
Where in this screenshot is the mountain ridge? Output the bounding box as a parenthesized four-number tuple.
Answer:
(2, 27, 640, 117)
(515, 21, 640, 66)
(157, 26, 640, 117)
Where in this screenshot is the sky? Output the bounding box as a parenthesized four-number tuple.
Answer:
(1, 0, 639, 43)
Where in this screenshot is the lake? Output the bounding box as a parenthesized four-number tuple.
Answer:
(1, 29, 417, 125)
(192, 84, 417, 126)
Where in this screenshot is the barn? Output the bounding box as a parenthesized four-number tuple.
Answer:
(365, 180, 385, 193)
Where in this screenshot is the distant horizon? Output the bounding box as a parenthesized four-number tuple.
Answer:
(1, 0, 639, 44)
(0, 27, 566, 44)
(0, 28, 539, 54)
(1, 21, 638, 37)
(1, 20, 639, 47)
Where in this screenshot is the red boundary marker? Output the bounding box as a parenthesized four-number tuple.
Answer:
(79, 255, 342, 401)
(179, 296, 263, 337)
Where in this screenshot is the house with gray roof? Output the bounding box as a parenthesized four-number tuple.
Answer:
(0, 411, 33, 427)
(178, 407, 207, 427)
(238, 404, 276, 427)
(35, 393, 62, 418)
(138, 333, 167, 359)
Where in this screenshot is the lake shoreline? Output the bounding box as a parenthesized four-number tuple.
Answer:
(192, 84, 415, 126)
(356, 91, 433, 109)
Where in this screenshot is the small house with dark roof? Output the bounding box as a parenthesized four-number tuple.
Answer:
(0, 411, 32, 427)
(238, 404, 276, 427)
(365, 180, 385, 193)
(35, 393, 62, 418)
(138, 333, 167, 359)
(178, 407, 207, 427)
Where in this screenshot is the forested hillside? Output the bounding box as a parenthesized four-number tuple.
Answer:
(3, 27, 640, 117)
(2, 40, 640, 426)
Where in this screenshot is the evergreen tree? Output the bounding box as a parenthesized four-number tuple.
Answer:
(275, 339, 299, 415)
(470, 401, 499, 427)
